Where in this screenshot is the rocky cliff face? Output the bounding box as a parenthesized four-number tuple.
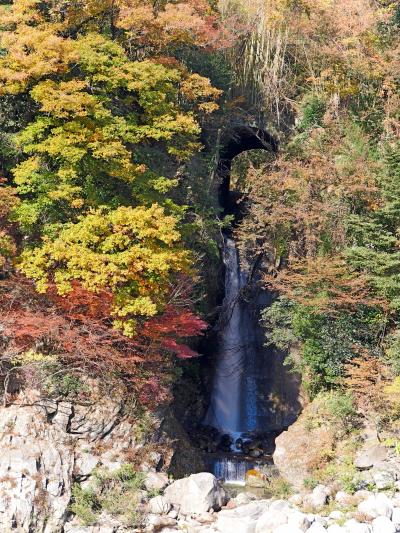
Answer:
(0, 388, 192, 532)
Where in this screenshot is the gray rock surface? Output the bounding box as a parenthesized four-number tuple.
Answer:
(0, 393, 151, 532)
(354, 445, 387, 470)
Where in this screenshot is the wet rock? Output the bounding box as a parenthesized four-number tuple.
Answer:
(164, 473, 226, 514)
(249, 448, 263, 458)
(219, 434, 233, 452)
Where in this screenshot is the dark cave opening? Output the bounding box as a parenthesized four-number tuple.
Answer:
(217, 126, 278, 217)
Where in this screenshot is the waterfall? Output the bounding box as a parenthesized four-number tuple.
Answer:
(204, 237, 258, 437)
(212, 457, 249, 485)
(203, 236, 301, 484)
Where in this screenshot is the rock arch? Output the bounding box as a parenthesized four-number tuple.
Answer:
(218, 126, 277, 213)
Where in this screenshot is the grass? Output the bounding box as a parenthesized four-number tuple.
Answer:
(70, 464, 146, 527)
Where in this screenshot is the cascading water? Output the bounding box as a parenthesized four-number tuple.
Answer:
(203, 236, 301, 484)
(204, 237, 258, 437)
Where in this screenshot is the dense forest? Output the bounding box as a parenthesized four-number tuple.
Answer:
(0, 0, 399, 427)
(1, 0, 400, 530)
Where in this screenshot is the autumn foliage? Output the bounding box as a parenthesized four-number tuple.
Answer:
(0, 275, 207, 406)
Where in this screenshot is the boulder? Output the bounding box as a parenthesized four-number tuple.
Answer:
(307, 524, 327, 533)
(164, 473, 226, 514)
(372, 470, 395, 490)
(327, 526, 346, 533)
(147, 514, 177, 530)
(216, 502, 269, 533)
(197, 512, 216, 524)
(289, 494, 304, 506)
(314, 516, 328, 527)
(234, 492, 258, 506)
(335, 491, 356, 506)
(371, 516, 395, 533)
(216, 508, 258, 532)
(144, 472, 169, 492)
(304, 485, 330, 511)
(354, 445, 387, 470)
(343, 519, 371, 533)
(391, 507, 400, 525)
(148, 496, 171, 515)
(357, 493, 393, 519)
(255, 501, 292, 533)
(275, 526, 303, 533)
(273, 402, 336, 490)
(287, 510, 312, 531)
(353, 490, 372, 503)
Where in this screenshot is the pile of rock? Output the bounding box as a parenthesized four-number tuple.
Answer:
(140, 474, 400, 533)
(194, 425, 276, 456)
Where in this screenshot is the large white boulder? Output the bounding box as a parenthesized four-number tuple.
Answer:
(344, 519, 372, 533)
(164, 472, 226, 514)
(357, 493, 393, 519)
(255, 500, 293, 533)
(327, 525, 346, 533)
(276, 526, 303, 533)
(216, 501, 269, 533)
(288, 510, 312, 531)
(371, 516, 395, 533)
(392, 507, 400, 525)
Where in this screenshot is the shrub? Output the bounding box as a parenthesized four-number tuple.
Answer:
(70, 485, 99, 526)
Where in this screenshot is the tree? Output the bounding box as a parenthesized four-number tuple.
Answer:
(0, 0, 222, 336)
